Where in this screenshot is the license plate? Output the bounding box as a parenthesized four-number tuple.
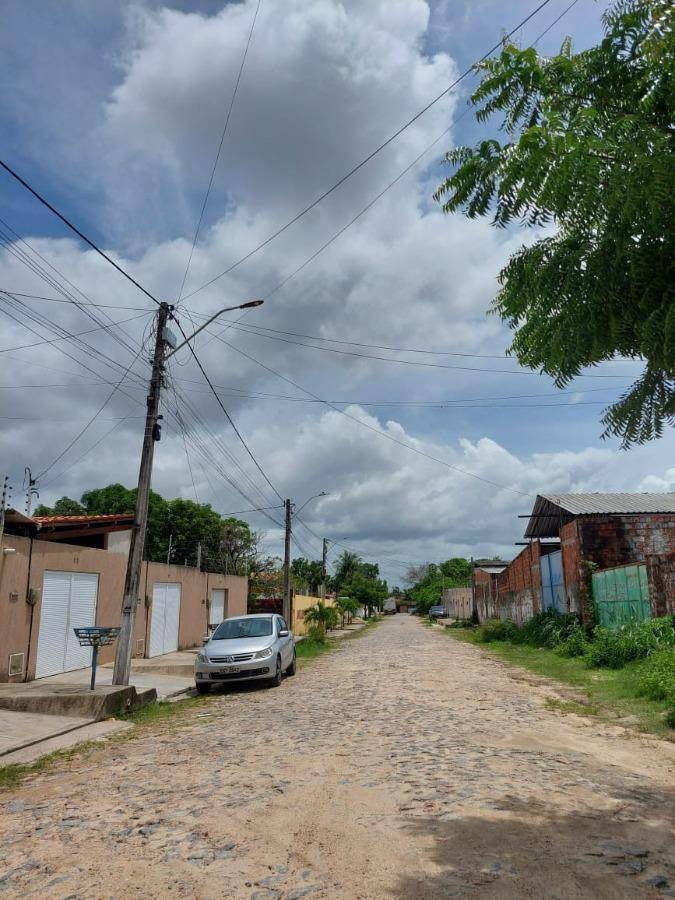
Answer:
(220, 666, 240, 674)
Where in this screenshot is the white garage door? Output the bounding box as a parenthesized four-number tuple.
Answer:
(149, 582, 181, 657)
(35, 571, 98, 678)
(209, 589, 226, 627)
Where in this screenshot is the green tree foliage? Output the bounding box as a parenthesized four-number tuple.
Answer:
(290, 557, 325, 594)
(330, 550, 388, 616)
(404, 558, 471, 614)
(435, 0, 674, 447)
(335, 596, 359, 627)
(33, 483, 261, 574)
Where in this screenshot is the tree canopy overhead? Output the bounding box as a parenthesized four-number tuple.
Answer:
(435, 0, 674, 447)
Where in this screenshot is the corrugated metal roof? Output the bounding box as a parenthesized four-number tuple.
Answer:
(524, 492, 675, 538)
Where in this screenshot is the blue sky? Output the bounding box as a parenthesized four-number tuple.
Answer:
(0, 0, 671, 585)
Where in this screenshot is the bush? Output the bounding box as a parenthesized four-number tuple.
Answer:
(479, 618, 519, 643)
(555, 624, 590, 658)
(636, 649, 675, 702)
(305, 624, 327, 645)
(665, 705, 675, 730)
(448, 618, 475, 629)
(584, 617, 675, 669)
(517, 610, 584, 649)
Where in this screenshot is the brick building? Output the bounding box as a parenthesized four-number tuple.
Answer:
(484, 493, 675, 625)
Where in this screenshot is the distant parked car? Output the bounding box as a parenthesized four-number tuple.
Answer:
(408, 606, 418, 615)
(194, 614, 295, 693)
(428, 605, 446, 619)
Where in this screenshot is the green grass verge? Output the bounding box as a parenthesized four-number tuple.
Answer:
(296, 616, 383, 664)
(447, 627, 674, 739)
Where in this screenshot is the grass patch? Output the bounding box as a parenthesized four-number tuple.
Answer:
(296, 616, 382, 664)
(447, 627, 674, 738)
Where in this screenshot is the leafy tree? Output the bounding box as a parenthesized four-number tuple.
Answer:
(335, 595, 359, 627)
(343, 570, 388, 617)
(218, 518, 261, 575)
(290, 557, 324, 594)
(34, 496, 85, 516)
(435, 0, 674, 447)
(406, 558, 471, 614)
(331, 550, 361, 594)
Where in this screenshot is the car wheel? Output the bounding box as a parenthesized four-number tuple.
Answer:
(269, 655, 283, 687)
(286, 648, 297, 677)
(195, 682, 211, 695)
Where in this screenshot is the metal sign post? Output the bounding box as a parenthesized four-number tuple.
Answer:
(73, 627, 121, 691)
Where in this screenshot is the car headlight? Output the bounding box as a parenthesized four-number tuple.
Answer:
(197, 650, 208, 663)
(254, 646, 274, 659)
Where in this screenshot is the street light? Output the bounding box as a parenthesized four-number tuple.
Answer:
(165, 299, 264, 358)
(295, 491, 329, 515)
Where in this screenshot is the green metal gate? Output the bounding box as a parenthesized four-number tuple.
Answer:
(591, 564, 651, 629)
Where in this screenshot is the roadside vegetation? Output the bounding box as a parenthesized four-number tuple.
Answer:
(446, 611, 675, 736)
(403, 558, 470, 615)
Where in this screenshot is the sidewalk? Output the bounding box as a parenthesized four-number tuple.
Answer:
(0, 649, 197, 760)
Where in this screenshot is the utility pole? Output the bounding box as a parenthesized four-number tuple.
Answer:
(0, 475, 11, 547)
(166, 533, 173, 565)
(196, 541, 202, 571)
(283, 498, 293, 624)
(321, 537, 328, 599)
(113, 302, 170, 685)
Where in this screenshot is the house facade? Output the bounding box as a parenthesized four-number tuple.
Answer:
(0, 514, 247, 683)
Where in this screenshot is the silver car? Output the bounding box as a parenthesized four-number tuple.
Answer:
(194, 614, 295, 694)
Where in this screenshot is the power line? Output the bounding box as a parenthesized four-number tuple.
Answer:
(212, 334, 532, 496)
(0, 159, 163, 307)
(224, 322, 629, 378)
(176, 0, 263, 306)
(0, 288, 151, 312)
(172, 316, 285, 503)
(182, 0, 556, 300)
(34, 342, 147, 480)
(0, 302, 153, 353)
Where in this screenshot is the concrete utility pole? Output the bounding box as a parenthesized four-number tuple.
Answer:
(283, 498, 292, 624)
(113, 302, 170, 685)
(196, 541, 202, 571)
(321, 537, 328, 599)
(166, 533, 173, 566)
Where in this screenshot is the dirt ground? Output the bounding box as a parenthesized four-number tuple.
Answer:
(1, 615, 674, 899)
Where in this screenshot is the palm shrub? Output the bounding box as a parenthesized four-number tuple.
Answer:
(303, 600, 339, 635)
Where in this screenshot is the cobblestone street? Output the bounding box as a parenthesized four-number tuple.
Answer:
(1, 616, 674, 899)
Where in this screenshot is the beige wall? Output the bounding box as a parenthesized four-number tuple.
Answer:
(0, 535, 247, 681)
(291, 594, 335, 636)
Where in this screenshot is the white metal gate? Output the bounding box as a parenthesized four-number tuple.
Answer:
(149, 582, 181, 657)
(209, 589, 226, 627)
(35, 571, 98, 678)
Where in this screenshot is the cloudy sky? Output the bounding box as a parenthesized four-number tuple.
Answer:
(1, 0, 672, 586)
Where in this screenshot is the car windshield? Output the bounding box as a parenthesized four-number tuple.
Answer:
(211, 618, 273, 640)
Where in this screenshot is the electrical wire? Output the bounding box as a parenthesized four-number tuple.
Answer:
(172, 316, 285, 502)
(175, 0, 263, 306)
(210, 335, 532, 497)
(182, 0, 557, 301)
(0, 160, 163, 307)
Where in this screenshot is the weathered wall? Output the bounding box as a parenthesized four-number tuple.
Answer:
(566, 515, 675, 620)
(492, 543, 542, 624)
(0, 535, 248, 681)
(442, 587, 472, 620)
(473, 570, 496, 621)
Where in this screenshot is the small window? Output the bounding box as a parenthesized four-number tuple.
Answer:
(277, 617, 288, 632)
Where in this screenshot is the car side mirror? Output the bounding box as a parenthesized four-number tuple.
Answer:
(201, 635, 210, 645)
(278, 629, 290, 637)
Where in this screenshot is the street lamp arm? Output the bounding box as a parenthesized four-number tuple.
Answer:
(295, 491, 329, 515)
(166, 299, 263, 358)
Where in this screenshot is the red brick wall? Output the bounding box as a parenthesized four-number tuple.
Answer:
(493, 542, 542, 624)
(575, 514, 675, 619)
